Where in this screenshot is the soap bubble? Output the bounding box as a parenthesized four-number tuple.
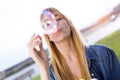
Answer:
(41, 11, 57, 34)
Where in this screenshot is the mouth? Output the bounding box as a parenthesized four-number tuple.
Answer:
(56, 28, 62, 33)
(54, 28, 62, 34)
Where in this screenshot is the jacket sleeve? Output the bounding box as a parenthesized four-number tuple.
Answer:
(106, 47, 120, 80)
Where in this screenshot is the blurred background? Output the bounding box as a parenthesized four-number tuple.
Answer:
(0, 0, 120, 80)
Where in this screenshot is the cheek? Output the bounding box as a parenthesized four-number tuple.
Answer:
(63, 23, 71, 35)
(64, 28, 71, 38)
(60, 23, 71, 39)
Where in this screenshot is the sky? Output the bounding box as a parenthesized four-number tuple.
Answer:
(0, 0, 120, 71)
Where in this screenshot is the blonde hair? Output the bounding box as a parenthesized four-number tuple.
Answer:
(40, 7, 91, 80)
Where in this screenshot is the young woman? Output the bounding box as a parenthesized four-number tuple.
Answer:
(27, 7, 120, 80)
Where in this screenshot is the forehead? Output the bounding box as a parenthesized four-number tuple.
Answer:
(42, 13, 54, 21)
(41, 11, 62, 21)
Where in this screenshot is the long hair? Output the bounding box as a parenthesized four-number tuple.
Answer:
(40, 7, 91, 80)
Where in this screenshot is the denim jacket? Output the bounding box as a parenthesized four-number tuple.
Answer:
(49, 45, 120, 80)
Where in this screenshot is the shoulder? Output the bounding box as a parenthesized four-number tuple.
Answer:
(87, 44, 116, 60)
(87, 44, 114, 53)
(86, 44, 110, 55)
(89, 44, 111, 50)
(90, 44, 114, 54)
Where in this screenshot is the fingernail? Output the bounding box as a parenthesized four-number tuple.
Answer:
(38, 36, 42, 40)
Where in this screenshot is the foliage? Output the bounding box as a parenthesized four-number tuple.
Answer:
(96, 29, 120, 61)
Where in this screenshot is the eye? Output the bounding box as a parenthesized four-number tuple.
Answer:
(56, 18, 62, 21)
(46, 22, 51, 27)
(44, 21, 52, 29)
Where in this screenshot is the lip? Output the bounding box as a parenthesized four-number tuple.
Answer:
(54, 28, 61, 34)
(57, 28, 61, 32)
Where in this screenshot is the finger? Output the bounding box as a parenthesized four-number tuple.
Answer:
(32, 34, 41, 40)
(36, 35, 43, 50)
(32, 39, 41, 48)
(29, 49, 42, 63)
(34, 39, 42, 51)
(30, 34, 40, 43)
(29, 34, 35, 43)
(27, 38, 41, 51)
(30, 33, 35, 40)
(38, 35, 42, 40)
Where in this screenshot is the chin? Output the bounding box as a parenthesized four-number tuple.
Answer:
(53, 36, 70, 43)
(52, 37, 63, 43)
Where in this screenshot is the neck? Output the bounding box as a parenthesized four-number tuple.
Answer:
(55, 36, 76, 61)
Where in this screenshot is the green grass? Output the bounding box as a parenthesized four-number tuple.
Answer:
(96, 29, 120, 61)
(31, 75, 40, 80)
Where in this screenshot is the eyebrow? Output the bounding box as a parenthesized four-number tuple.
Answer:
(44, 18, 49, 22)
(43, 14, 61, 22)
(55, 14, 61, 19)
(43, 17, 51, 23)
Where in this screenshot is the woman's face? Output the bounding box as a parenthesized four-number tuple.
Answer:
(41, 12, 71, 43)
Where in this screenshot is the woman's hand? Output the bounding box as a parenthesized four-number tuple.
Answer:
(27, 34, 49, 68)
(27, 34, 50, 80)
